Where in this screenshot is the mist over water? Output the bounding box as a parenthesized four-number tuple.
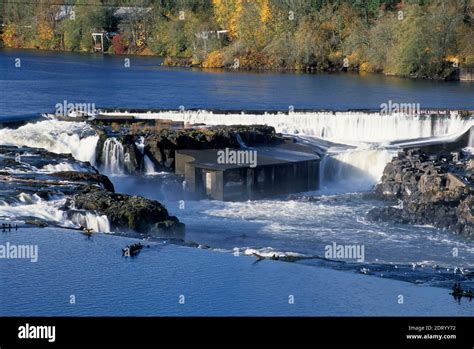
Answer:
(1, 112, 472, 284)
(0, 120, 98, 164)
(99, 111, 474, 288)
(130, 110, 474, 144)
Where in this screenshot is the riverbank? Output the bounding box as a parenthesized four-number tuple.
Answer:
(2, 1, 473, 82)
(2, 47, 470, 81)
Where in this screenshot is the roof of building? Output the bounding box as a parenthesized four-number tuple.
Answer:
(176, 146, 320, 171)
(114, 7, 153, 19)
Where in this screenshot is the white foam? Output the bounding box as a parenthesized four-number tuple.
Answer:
(135, 136, 157, 175)
(242, 247, 306, 258)
(321, 147, 396, 192)
(0, 120, 99, 164)
(103, 110, 474, 144)
(70, 212, 111, 233)
(102, 138, 124, 174)
(0, 193, 111, 232)
(40, 162, 89, 173)
(0, 194, 68, 224)
(467, 126, 474, 153)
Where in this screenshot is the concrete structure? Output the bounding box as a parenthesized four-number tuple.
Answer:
(176, 146, 320, 201)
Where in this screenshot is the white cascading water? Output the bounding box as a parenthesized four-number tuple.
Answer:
(40, 162, 90, 173)
(0, 193, 111, 232)
(135, 136, 157, 175)
(144, 155, 156, 174)
(136, 136, 145, 154)
(0, 194, 66, 223)
(0, 193, 103, 230)
(0, 120, 99, 164)
(468, 126, 474, 151)
(102, 138, 125, 175)
(117, 110, 474, 144)
(70, 212, 111, 233)
(0, 112, 471, 191)
(111, 110, 472, 190)
(320, 147, 396, 192)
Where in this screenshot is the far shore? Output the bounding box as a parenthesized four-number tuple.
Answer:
(0, 46, 465, 82)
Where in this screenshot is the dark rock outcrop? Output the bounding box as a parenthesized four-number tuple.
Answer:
(0, 145, 184, 238)
(70, 186, 185, 238)
(94, 124, 282, 173)
(50, 171, 115, 192)
(121, 134, 143, 173)
(143, 125, 282, 171)
(369, 148, 473, 235)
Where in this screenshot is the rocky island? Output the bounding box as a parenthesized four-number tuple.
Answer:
(368, 145, 473, 236)
(0, 123, 286, 237)
(0, 144, 184, 238)
(94, 124, 283, 174)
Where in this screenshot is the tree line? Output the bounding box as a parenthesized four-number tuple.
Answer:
(1, 0, 473, 79)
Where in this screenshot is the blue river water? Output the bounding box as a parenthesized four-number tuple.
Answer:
(0, 49, 473, 316)
(0, 228, 472, 316)
(1, 48, 474, 121)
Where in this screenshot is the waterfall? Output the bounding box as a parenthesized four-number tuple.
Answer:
(468, 126, 474, 150)
(320, 147, 396, 192)
(100, 110, 474, 190)
(70, 212, 111, 233)
(124, 110, 474, 144)
(0, 194, 69, 225)
(144, 155, 156, 174)
(136, 136, 145, 154)
(102, 138, 125, 175)
(0, 193, 111, 232)
(0, 120, 99, 164)
(135, 136, 156, 175)
(40, 162, 90, 173)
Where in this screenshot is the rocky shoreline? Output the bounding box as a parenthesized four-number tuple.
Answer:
(0, 145, 184, 238)
(69, 186, 184, 238)
(2, 118, 473, 241)
(0, 124, 283, 237)
(368, 147, 473, 236)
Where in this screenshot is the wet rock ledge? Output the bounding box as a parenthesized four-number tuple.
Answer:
(0, 145, 184, 238)
(95, 124, 283, 173)
(68, 186, 184, 237)
(368, 148, 473, 236)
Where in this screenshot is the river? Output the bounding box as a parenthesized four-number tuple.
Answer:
(0, 49, 473, 316)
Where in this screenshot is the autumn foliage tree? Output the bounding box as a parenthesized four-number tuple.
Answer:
(1, 0, 473, 79)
